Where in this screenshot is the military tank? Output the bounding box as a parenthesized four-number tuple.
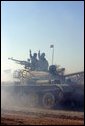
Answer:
(1, 51, 84, 109)
(1, 67, 75, 109)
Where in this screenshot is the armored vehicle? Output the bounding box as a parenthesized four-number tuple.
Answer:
(1, 68, 74, 109)
(1, 50, 84, 109)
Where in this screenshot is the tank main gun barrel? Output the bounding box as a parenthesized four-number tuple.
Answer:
(64, 71, 84, 77)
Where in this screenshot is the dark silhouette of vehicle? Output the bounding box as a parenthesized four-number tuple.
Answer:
(1, 52, 84, 109)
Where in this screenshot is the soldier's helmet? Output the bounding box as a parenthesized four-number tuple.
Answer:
(41, 53, 45, 57)
(34, 53, 37, 57)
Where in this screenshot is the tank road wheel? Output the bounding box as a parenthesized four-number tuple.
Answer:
(42, 92, 56, 109)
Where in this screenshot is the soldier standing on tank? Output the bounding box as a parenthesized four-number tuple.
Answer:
(29, 50, 38, 70)
(38, 50, 49, 71)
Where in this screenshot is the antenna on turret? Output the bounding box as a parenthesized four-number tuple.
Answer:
(50, 45, 54, 65)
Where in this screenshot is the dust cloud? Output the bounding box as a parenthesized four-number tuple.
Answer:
(1, 70, 14, 82)
(1, 70, 37, 111)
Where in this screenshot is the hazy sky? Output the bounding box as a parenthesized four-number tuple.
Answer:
(1, 1, 84, 73)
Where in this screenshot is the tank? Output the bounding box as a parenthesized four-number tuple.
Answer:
(1, 51, 84, 109)
(1, 68, 75, 109)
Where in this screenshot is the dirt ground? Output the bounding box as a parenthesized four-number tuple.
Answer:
(1, 115, 84, 125)
(1, 108, 84, 125)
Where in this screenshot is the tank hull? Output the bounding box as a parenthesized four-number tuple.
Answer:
(1, 82, 75, 109)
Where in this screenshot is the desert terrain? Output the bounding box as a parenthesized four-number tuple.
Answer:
(1, 106, 84, 125)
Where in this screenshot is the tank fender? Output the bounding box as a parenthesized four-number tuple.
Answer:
(56, 84, 74, 93)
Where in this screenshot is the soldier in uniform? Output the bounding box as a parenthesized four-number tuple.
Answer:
(38, 50, 49, 71)
(29, 50, 38, 70)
